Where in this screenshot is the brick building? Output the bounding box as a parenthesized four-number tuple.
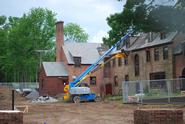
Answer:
(39, 21, 104, 96)
(104, 32, 185, 95)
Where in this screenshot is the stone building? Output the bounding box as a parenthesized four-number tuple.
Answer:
(104, 32, 185, 95)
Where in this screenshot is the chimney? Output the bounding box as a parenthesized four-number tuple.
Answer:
(56, 21, 64, 62)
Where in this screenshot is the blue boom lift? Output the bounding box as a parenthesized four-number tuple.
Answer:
(63, 29, 133, 103)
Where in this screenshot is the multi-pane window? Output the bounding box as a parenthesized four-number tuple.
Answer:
(163, 46, 168, 60)
(125, 75, 129, 81)
(146, 50, 151, 62)
(134, 54, 140, 76)
(118, 58, 122, 67)
(160, 32, 166, 40)
(112, 58, 116, 67)
(90, 76, 96, 85)
(74, 57, 81, 67)
(114, 75, 118, 86)
(124, 57, 128, 65)
(154, 48, 159, 61)
(103, 58, 111, 78)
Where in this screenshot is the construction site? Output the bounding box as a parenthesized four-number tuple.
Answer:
(1, 0, 185, 124)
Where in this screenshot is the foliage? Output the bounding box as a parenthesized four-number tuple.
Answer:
(0, 8, 56, 82)
(104, 0, 185, 46)
(64, 23, 88, 42)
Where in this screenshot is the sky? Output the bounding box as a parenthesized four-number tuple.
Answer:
(0, 0, 126, 43)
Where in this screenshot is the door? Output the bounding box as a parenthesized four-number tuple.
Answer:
(181, 68, 185, 90)
(105, 83, 112, 95)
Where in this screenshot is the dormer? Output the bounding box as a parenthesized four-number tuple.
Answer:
(73, 56, 81, 67)
(160, 32, 166, 40)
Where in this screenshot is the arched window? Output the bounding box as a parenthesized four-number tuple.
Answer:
(135, 54, 139, 76)
(182, 68, 185, 77)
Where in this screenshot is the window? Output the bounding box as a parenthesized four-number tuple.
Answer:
(163, 46, 168, 60)
(150, 72, 166, 89)
(146, 50, 151, 62)
(125, 75, 129, 81)
(114, 75, 118, 86)
(74, 57, 81, 67)
(103, 58, 111, 78)
(160, 32, 166, 40)
(124, 57, 128, 65)
(134, 54, 139, 76)
(118, 58, 122, 67)
(90, 76, 96, 85)
(154, 48, 159, 61)
(125, 39, 130, 48)
(112, 58, 116, 67)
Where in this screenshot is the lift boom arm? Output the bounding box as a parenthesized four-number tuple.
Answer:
(70, 29, 133, 87)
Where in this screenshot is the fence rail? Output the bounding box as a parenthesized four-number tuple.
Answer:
(122, 78, 185, 104)
(0, 82, 39, 89)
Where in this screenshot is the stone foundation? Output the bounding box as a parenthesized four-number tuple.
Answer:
(134, 109, 183, 124)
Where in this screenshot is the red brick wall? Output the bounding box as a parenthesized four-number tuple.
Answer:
(134, 109, 183, 124)
(39, 65, 68, 96)
(0, 111, 23, 124)
(66, 64, 103, 94)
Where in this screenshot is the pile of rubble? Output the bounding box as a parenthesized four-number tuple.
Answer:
(20, 89, 58, 103)
(31, 96, 58, 103)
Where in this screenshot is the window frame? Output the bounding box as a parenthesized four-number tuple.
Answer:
(74, 57, 81, 67)
(146, 50, 151, 62)
(134, 54, 140, 76)
(163, 46, 168, 60)
(90, 76, 96, 86)
(154, 48, 160, 61)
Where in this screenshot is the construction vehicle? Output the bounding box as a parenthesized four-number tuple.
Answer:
(63, 28, 133, 103)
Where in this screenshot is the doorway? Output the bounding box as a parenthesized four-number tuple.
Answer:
(105, 83, 112, 95)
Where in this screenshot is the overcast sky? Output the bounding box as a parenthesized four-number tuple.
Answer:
(0, 0, 126, 43)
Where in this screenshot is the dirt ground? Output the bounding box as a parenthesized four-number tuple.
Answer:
(24, 101, 134, 124)
(1, 87, 185, 124)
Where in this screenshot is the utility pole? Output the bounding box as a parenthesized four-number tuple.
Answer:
(35, 50, 50, 83)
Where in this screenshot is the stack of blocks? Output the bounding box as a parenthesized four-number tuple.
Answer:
(0, 111, 23, 124)
(134, 109, 183, 124)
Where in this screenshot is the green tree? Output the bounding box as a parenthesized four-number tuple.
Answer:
(64, 23, 89, 42)
(104, 0, 185, 46)
(1, 8, 56, 82)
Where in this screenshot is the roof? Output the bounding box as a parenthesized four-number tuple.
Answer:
(128, 32, 177, 51)
(42, 62, 68, 76)
(62, 42, 102, 64)
(173, 40, 185, 55)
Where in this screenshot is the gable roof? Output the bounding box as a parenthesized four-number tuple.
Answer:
(43, 62, 68, 76)
(62, 42, 102, 64)
(173, 40, 185, 55)
(128, 32, 177, 51)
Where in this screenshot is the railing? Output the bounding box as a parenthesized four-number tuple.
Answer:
(122, 78, 185, 104)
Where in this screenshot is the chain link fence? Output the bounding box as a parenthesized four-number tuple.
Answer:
(0, 82, 39, 89)
(122, 78, 185, 104)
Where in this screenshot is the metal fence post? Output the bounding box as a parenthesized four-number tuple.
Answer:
(167, 80, 171, 103)
(122, 81, 128, 103)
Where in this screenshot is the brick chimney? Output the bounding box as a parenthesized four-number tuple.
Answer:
(56, 21, 64, 62)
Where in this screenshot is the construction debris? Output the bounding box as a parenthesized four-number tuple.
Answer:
(25, 89, 39, 100)
(31, 96, 58, 103)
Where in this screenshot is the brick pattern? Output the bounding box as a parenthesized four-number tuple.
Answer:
(0, 111, 23, 124)
(134, 109, 183, 124)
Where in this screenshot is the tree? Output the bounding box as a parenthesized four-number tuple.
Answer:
(0, 8, 56, 82)
(64, 23, 89, 42)
(104, 0, 185, 46)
